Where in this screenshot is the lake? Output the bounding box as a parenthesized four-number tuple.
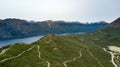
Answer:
(0, 32, 84, 48)
(0, 36, 43, 48)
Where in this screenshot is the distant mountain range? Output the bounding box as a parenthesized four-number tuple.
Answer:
(0, 18, 108, 39)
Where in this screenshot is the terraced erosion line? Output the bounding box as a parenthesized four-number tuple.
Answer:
(0, 45, 35, 63)
(37, 45, 50, 67)
(103, 48, 118, 67)
(87, 47, 104, 67)
(63, 48, 82, 67)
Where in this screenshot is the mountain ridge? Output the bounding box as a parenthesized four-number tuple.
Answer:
(0, 18, 108, 39)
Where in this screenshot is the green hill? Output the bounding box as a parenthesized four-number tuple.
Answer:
(0, 34, 113, 67)
(0, 18, 120, 67)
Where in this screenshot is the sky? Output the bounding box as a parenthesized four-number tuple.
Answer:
(0, 0, 120, 23)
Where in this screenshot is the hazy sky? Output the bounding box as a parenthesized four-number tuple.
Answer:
(0, 0, 120, 23)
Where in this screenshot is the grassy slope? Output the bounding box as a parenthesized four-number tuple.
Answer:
(0, 34, 115, 67)
(61, 34, 114, 67)
(0, 43, 32, 60)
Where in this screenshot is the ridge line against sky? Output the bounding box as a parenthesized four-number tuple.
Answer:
(0, 0, 120, 23)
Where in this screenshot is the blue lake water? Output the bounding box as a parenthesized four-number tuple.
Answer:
(0, 32, 84, 48)
(0, 36, 43, 48)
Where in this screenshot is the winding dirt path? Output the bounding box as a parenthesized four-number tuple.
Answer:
(87, 47, 104, 67)
(103, 48, 118, 67)
(0, 45, 34, 63)
(37, 45, 50, 67)
(63, 48, 82, 67)
(0, 48, 9, 55)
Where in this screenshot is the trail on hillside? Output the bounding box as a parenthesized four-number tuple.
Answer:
(63, 48, 82, 67)
(0, 48, 9, 55)
(0, 45, 34, 63)
(37, 45, 50, 67)
(87, 47, 104, 67)
(103, 48, 118, 67)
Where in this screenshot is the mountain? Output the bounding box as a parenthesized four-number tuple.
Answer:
(79, 17, 120, 47)
(0, 18, 119, 67)
(107, 17, 120, 28)
(102, 17, 120, 36)
(0, 18, 108, 39)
